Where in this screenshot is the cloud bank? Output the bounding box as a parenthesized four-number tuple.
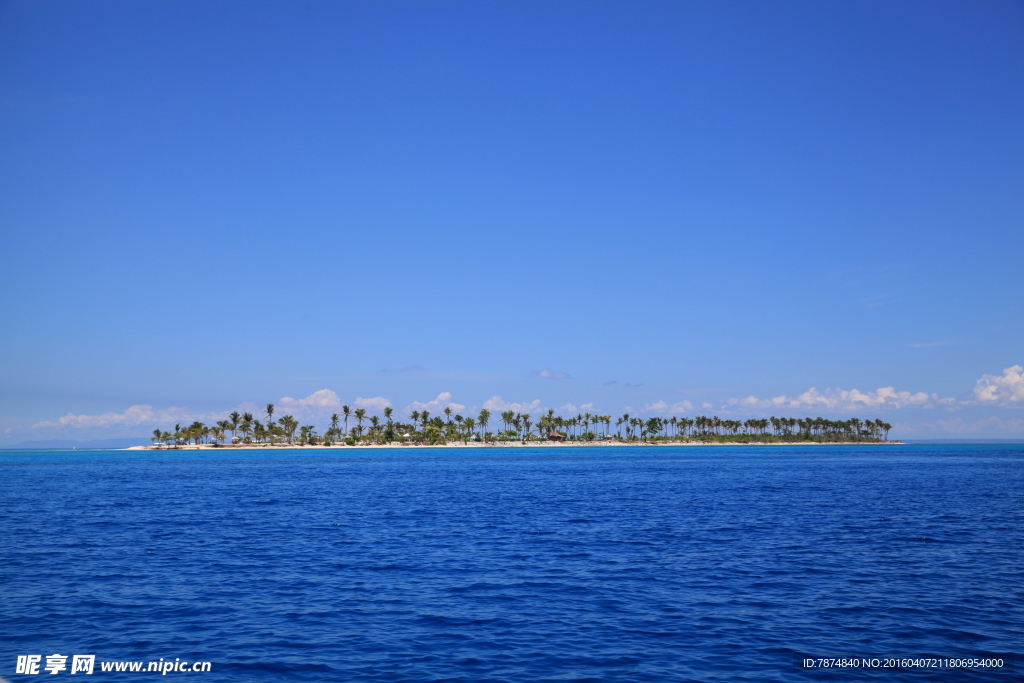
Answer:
(558, 402, 595, 415)
(354, 396, 392, 412)
(19, 364, 1023, 441)
(32, 389, 398, 433)
(973, 365, 1024, 406)
(278, 389, 343, 415)
(644, 400, 694, 414)
(483, 396, 542, 413)
(404, 392, 466, 415)
(735, 386, 957, 411)
(33, 405, 203, 429)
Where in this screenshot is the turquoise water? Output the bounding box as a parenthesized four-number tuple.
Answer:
(2, 444, 1021, 681)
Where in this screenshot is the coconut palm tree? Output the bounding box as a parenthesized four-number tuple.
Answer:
(478, 409, 490, 439)
(240, 413, 254, 443)
(215, 420, 231, 444)
(646, 417, 662, 440)
(152, 391, 896, 447)
(279, 415, 298, 443)
(229, 412, 240, 441)
(522, 415, 533, 441)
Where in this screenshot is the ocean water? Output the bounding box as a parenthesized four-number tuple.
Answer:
(1, 445, 1020, 682)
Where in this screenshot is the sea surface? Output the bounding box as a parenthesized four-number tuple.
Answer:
(1, 444, 1021, 682)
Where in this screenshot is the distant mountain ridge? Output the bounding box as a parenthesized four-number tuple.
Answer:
(0, 437, 149, 450)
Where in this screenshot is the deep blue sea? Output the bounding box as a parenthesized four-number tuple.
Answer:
(1, 445, 1021, 682)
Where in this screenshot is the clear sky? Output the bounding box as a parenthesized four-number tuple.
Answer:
(1, 0, 1022, 443)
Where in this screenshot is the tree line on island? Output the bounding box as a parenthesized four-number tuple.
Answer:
(150, 403, 894, 446)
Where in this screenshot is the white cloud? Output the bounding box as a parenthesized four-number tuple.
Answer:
(277, 389, 342, 416)
(26, 388, 377, 437)
(482, 395, 542, 413)
(724, 386, 956, 412)
(973, 365, 1024, 406)
(727, 396, 763, 409)
(33, 404, 206, 430)
(405, 392, 467, 415)
(643, 400, 694, 414)
(353, 396, 392, 413)
(532, 369, 571, 379)
(558, 402, 595, 414)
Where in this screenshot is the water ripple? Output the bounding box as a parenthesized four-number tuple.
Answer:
(1, 444, 1021, 681)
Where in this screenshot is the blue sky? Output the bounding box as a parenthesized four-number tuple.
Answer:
(1, 0, 1022, 443)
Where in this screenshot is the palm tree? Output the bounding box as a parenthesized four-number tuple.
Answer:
(279, 415, 298, 443)
(645, 417, 661, 440)
(500, 410, 513, 436)
(229, 412, 240, 441)
(215, 420, 231, 444)
(188, 421, 207, 445)
(522, 415, 533, 441)
(153, 392, 897, 448)
(354, 408, 367, 438)
(478, 409, 490, 439)
(240, 413, 253, 443)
